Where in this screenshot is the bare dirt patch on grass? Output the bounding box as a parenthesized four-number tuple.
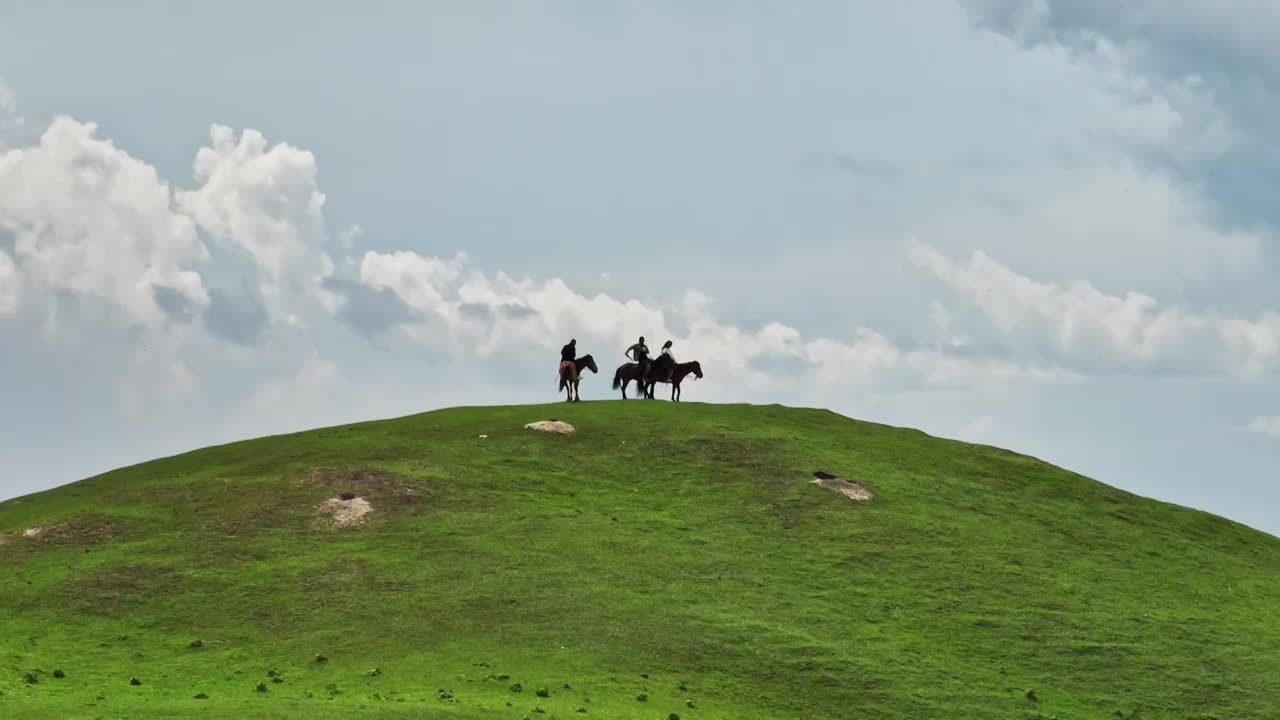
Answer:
(299, 466, 425, 529)
(317, 496, 374, 527)
(811, 471, 873, 502)
(525, 420, 576, 435)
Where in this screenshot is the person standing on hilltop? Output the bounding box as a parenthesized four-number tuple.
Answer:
(626, 335, 651, 383)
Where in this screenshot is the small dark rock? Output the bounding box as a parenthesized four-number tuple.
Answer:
(53, 669, 65, 679)
(194, 692, 209, 699)
(190, 639, 204, 648)
(1026, 689, 1038, 702)
(510, 682, 523, 693)
(23, 672, 37, 685)
(315, 654, 328, 663)
(437, 688, 454, 701)
(669, 714, 682, 720)
(636, 693, 648, 702)
(367, 667, 382, 677)
(266, 669, 280, 678)
(562, 682, 571, 689)
(271, 676, 284, 684)
(130, 676, 142, 686)
(577, 708, 587, 713)
(686, 699, 696, 708)
(536, 687, 551, 697)
(641, 673, 650, 679)
(255, 682, 268, 693)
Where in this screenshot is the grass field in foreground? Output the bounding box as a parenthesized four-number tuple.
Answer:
(1, 401, 1278, 719)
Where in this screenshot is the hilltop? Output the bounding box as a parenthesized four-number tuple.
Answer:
(1, 402, 1278, 719)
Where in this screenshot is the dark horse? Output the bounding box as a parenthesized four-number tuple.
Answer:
(610, 361, 650, 399)
(613, 360, 703, 400)
(558, 355, 598, 402)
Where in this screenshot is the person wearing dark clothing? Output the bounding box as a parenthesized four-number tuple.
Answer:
(561, 338, 577, 363)
(626, 336, 651, 381)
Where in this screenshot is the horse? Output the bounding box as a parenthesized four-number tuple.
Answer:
(641, 360, 703, 401)
(611, 360, 658, 399)
(557, 354, 598, 402)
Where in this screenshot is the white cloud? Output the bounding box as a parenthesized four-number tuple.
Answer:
(354, 248, 1072, 394)
(0, 116, 209, 330)
(176, 125, 334, 307)
(909, 240, 1280, 376)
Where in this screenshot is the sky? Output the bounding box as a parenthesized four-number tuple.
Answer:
(2, 1, 1280, 536)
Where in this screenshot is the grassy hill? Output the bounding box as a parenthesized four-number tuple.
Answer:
(1, 401, 1277, 719)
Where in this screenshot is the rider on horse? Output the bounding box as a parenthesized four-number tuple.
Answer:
(657, 340, 676, 383)
(560, 338, 577, 374)
(626, 336, 651, 383)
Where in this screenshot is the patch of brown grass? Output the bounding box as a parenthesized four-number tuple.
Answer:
(297, 466, 426, 515)
(56, 563, 182, 615)
(19, 513, 127, 546)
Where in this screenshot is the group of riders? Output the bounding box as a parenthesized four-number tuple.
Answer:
(560, 335, 676, 385)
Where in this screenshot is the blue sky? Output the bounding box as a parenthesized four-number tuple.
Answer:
(3, 1, 1280, 536)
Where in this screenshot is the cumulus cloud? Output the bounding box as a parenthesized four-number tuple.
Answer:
(353, 248, 1073, 393)
(8, 104, 1279, 428)
(909, 240, 1280, 376)
(0, 117, 209, 330)
(176, 125, 334, 306)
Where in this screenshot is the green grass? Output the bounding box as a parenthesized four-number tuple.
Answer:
(1, 401, 1277, 719)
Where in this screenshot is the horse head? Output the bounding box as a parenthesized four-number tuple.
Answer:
(581, 355, 599, 374)
(687, 360, 703, 379)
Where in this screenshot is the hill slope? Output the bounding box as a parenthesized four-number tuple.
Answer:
(1, 402, 1278, 719)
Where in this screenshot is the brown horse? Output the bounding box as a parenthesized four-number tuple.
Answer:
(558, 354, 598, 402)
(641, 360, 703, 401)
(611, 361, 653, 399)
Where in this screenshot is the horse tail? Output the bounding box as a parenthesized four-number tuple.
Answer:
(612, 366, 622, 390)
